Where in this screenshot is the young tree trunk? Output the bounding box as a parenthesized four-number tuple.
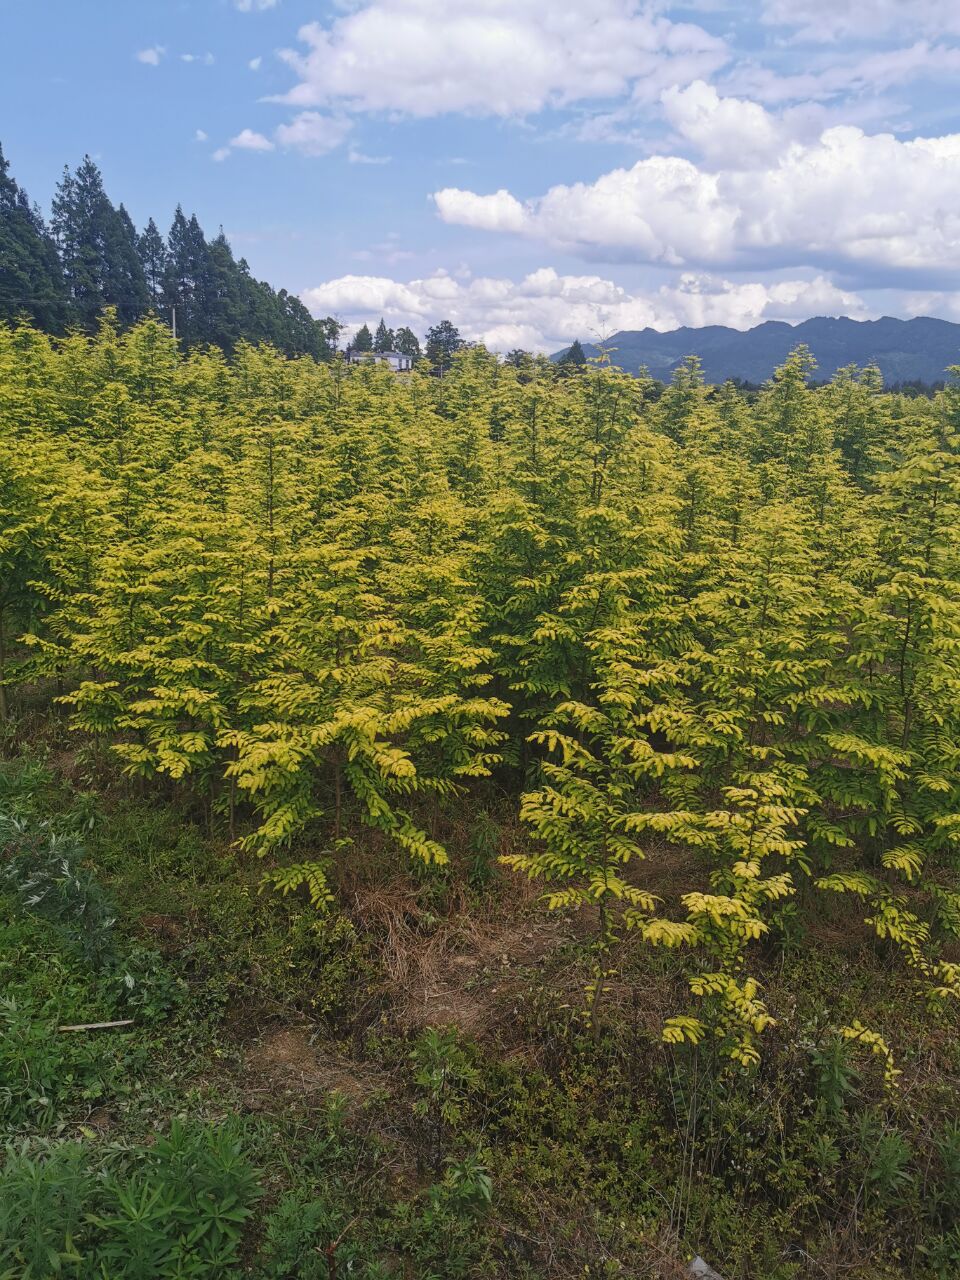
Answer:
(0, 606, 8, 722)
(229, 775, 237, 841)
(334, 755, 343, 841)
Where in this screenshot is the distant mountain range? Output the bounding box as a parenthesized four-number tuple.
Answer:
(557, 316, 960, 386)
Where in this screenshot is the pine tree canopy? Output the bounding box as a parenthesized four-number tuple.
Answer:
(557, 338, 587, 370)
(425, 319, 465, 373)
(374, 317, 396, 352)
(1, 141, 340, 355)
(395, 325, 421, 358)
(0, 142, 69, 331)
(352, 322, 374, 352)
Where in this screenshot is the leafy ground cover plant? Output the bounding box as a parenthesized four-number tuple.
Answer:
(0, 1121, 259, 1278)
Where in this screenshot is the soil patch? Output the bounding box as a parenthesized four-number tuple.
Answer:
(245, 1026, 386, 1107)
(397, 916, 571, 1034)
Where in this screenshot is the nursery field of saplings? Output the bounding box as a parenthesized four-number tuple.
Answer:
(2, 315, 960, 1279)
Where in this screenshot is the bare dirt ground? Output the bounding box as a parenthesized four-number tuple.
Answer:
(245, 1025, 388, 1105)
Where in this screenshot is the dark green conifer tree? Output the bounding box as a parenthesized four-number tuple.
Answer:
(51, 156, 149, 328)
(395, 326, 421, 359)
(556, 338, 587, 374)
(105, 204, 151, 323)
(137, 217, 168, 313)
(373, 317, 395, 353)
(425, 319, 464, 374)
(352, 323, 373, 353)
(163, 207, 213, 345)
(0, 143, 70, 331)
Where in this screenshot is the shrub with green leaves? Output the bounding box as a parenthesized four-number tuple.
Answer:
(0, 912, 152, 1127)
(0, 1121, 260, 1278)
(1, 815, 117, 966)
(0, 1141, 91, 1279)
(0, 832, 181, 1126)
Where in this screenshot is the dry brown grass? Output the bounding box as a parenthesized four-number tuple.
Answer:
(244, 1025, 390, 1109)
(343, 871, 571, 1037)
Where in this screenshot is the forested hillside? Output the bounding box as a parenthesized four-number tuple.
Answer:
(0, 144, 339, 355)
(3, 320, 960, 1278)
(569, 317, 960, 388)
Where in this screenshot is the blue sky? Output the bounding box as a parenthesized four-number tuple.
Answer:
(3, 1, 960, 350)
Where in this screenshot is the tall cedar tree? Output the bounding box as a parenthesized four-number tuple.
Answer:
(425, 319, 465, 374)
(373, 318, 395, 353)
(137, 217, 168, 312)
(0, 143, 70, 331)
(52, 157, 150, 327)
(395, 326, 421, 359)
(352, 323, 373, 353)
(2, 141, 340, 355)
(556, 338, 587, 374)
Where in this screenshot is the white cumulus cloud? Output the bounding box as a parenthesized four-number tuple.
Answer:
(901, 291, 960, 324)
(231, 128, 275, 151)
(434, 116, 960, 276)
(274, 0, 726, 117)
(136, 46, 165, 66)
(436, 188, 527, 233)
(301, 267, 868, 353)
(661, 81, 788, 168)
(215, 114, 351, 161)
(274, 112, 353, 156)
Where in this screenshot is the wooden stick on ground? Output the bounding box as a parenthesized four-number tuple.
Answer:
(57, 1019, 135, 1032)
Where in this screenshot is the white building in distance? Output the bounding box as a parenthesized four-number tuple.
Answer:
(345, 349, 414, 372)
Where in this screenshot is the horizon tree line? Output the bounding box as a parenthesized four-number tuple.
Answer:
(0, 142, 339, 358)
(2, 139, 595, 372)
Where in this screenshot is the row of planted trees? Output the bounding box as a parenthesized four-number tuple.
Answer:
(2, 312, 959, 1064)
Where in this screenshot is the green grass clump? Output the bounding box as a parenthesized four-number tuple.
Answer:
(0, 1121, 260, 1278)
